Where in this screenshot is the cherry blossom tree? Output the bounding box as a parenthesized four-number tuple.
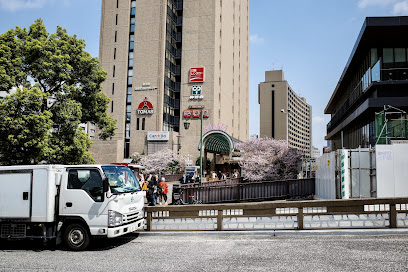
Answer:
(238, 138, 301, 181)
(139, 149, 186, 174)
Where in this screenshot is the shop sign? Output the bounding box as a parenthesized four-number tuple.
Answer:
(183, 109, 209, 118)
(147, 131, 169, 141)
(137, 97, 154, 115)
(135, 86, 158, 91)
(189, 67, 205, 82)
(189, 85, 203, 100)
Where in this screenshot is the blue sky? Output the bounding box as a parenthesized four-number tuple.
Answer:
(1, 0, 408, 152)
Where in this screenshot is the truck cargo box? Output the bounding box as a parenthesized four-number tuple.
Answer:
(0, 165, 62, 222)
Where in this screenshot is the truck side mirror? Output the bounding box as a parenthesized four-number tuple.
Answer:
(103, 177, 109, 192)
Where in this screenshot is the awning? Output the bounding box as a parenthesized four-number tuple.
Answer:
(198, 130, 241, 154)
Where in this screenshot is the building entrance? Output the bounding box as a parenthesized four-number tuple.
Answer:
(199, 130, 242, 180)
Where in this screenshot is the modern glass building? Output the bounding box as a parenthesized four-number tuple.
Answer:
(325, 16, 408, 150)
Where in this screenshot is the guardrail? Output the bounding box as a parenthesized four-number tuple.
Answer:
(145, 198, 408, 231)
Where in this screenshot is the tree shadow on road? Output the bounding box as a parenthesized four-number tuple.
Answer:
(0, 232, 140, 252)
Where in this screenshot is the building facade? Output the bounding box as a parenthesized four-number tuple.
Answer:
(258, 70, 312, 156)
(91, 0, 249, 163)
(325, 16, 408, 150)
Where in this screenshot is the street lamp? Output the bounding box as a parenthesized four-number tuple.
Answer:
(183, 111, 203, 187)
(281, 109, 290, 147)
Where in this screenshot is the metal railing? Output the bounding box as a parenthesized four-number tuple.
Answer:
(175, 178, 315, 204)
(145, 198, 408, 231)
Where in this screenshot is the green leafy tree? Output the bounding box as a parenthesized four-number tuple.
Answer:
(0, 87, 52, 165)
(0, 19, 116, 165)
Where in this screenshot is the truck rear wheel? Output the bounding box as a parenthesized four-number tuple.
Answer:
(63, 223, 90, 251)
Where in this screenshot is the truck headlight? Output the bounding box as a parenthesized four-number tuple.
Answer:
(108, 210, 123, 227)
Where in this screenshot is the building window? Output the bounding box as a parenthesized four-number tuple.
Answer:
(111, 101, 113, 113)
(383, 48, 393, 64)
(129, 52, 134, 67)
(115, 14, 118, 25)
(395, 48, 406, 63)
(114, 48, 116, 59)
(116, 0, 119, 8)
(114, 31, 117, 42)
(136, 118, 140, 130)
(142, 118, 145, 130)
(113, 65, 115, 77)
(125, 123, 130, 139)
(112, 83, 114, 95)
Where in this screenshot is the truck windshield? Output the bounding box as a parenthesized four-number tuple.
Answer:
(101, 166, 141, 194)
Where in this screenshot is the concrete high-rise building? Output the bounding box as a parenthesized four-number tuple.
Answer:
(91, 0, 249, 163)
(258, 70, 312, 156)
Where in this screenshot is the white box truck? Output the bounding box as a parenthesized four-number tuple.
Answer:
(0, 164, 145, 250)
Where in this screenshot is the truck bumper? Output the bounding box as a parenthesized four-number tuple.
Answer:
(107, 218, 144, 238)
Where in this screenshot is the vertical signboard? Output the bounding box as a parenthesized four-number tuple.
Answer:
(340, 149, 350, 199)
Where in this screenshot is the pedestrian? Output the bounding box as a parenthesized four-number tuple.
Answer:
(138, 173, 145, 188)
(217, 171, 222, 181)
(211, 171, 217, 181)
(147, 175, 158, 206)
(159, 177, 169, 205)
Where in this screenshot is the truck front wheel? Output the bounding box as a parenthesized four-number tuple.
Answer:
(63, 223, 90, 251)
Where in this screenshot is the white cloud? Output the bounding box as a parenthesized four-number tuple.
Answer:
(0, 0, 48, 11)
(357, 0, 397, 9)
(393, 1, 408, 14)
(357, 0, 408, 15)
(312, 116, 325, 124)
(250, 34, 264, 45)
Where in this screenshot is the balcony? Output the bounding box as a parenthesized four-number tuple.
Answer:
(327, 66, 408, 134)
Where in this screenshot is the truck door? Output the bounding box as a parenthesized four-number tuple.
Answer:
(0, 171, 32, 219)
(59, 168, 108, 231)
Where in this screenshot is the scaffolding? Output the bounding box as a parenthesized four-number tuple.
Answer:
(375, 105, 408, 145)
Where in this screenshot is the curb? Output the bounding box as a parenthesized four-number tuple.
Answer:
(136, 228, 408, 237)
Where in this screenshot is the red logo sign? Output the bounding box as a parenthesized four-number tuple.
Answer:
(183, 110, 191, 118)
(183, 109, 209, 118)
(189, 67, 205, 82)
(137, 97, 154, 114)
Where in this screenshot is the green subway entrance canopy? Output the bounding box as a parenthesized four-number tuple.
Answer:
(198, 130, 240, 154)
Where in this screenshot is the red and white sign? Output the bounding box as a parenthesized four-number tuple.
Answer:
(189, 67, 205, 82)
(183, 110, 192, 118)
(184, 109, 209, 118)
(137, 97, 154, 115)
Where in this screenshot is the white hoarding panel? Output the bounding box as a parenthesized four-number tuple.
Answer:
(391, 144, 408, 197)
(376, 145, 395, 197)
(315, 152, 336, 200)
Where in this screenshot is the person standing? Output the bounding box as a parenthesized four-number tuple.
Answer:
(159, 177, 169, 205)
(147, 175, 158, 206)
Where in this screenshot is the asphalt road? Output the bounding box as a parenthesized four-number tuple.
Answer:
(1, 231, 407, 272)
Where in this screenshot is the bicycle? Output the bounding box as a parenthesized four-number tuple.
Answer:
(188, 195, 203, 205)
(171, 188, 203, 205)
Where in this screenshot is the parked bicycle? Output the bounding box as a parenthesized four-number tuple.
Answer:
(171, 186, 202, 205)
